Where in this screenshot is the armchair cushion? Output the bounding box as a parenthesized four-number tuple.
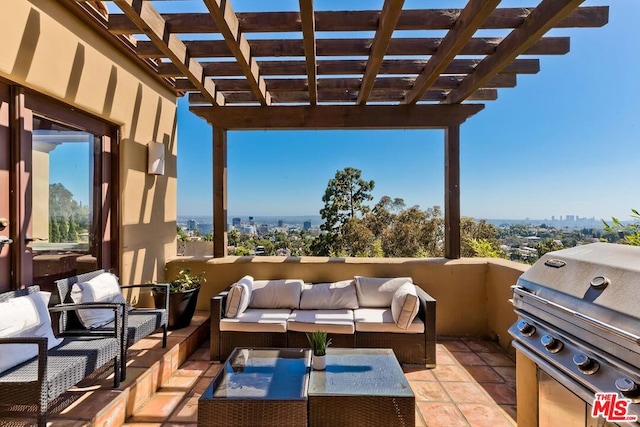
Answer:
(354, 276, 413, 307)
(225, 275, 253, 318)
(0, 291, 63, 374)
(70, 272, 126, 328)
(354, 308, 424, 333)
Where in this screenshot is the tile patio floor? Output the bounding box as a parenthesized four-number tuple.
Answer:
(124, 337, 516, 427)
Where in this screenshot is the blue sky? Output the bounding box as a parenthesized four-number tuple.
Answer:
(166, 1, 640, 221)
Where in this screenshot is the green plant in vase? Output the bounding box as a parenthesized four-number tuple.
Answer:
(306, 331, 332, 370)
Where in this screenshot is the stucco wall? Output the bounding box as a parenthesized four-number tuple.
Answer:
(0, 0, 178, 284)
(166, 256, 527, 345)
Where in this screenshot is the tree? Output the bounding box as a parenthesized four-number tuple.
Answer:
(603, 209, 640, 246)
(535, 238, 564, 257)
(314, 167, 375, 255)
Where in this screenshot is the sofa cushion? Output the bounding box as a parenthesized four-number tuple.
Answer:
(70, 272, 126, 328)
(225, 275, 253, 318)
(220, 309, 291, 333)
(249, 279, 303, 309)
(299, 280, 359, 310)
(0, 291, 64, 375)
(354, 308, 424, 333)
(287, 309, 355, 334)
(391, 283, 420, 329)
(354, 276, 413, 308)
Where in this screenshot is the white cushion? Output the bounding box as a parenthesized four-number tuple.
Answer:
(287, 309, 355, 334)
(0, 291, 63, 375)
(354, 308, 424, 333)
(249, 279, 303, 309)
(300, 280, 359, 310)
(70, 272, 125, 328)
(354, 276, 413, 308)
(225, 275, 253, 318)
(220, 309, 291, 333)
(391, 283, 420, 329)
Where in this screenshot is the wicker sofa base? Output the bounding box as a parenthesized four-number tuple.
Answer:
(288, 330, 355, 349)
(356, 331, 431, 366)
(219, 331, 287, 361)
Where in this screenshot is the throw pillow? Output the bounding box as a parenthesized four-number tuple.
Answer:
(0, 291, 63, 375)
(249, 279, 303, 309)
(71, 272, 126, 329)
(391, 282, 420, 330)
(355, 276, 413, 307)
(299, 280, 359, 309)
(225, 275, 253, 318)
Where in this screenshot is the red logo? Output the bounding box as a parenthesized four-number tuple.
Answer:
(592, 393, 638, 422)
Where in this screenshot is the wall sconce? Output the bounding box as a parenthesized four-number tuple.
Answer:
(148, 141, 165, 175)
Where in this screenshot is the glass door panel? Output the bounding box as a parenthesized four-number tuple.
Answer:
(31, 115, 99, 290)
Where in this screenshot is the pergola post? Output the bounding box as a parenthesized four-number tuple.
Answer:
(213, 126, 228, 257)
(445, 125, 461, 259)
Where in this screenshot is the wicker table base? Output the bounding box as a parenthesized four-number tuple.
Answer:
(308, 348, 415, 427)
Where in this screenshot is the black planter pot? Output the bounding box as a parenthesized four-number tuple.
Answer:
(152, 286, 201, 330)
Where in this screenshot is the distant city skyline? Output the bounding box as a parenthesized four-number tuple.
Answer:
(175, 1, 639, 222)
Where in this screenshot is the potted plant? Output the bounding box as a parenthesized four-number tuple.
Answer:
(152, 269, 205, 330)
(306, 330, 332, 370)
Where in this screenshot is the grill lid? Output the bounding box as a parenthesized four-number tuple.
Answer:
(516, 242, 640, 335)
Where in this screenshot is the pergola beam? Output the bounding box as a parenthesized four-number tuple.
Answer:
(403, 0, 500, 104)
(299, 0, 318, 105)
(136, 37, 570, 58)
(202, 0, 270, 105)
(213, 127, 228, 258)
(112, 0, 223, 106)
(446, 0, 587, 104)
(189, 89, 497, 104)
(107, 7, 609, 34)
(158, 58, 540, 78)
(444, 125, 461, 259)
(358, 0, 405, 104)
(189, 104, 484, 130)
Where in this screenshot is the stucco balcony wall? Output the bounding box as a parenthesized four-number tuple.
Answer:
(166, 257, 528, 349)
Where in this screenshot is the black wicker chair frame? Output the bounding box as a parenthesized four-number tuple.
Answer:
(0, 285, 121, 427)
(210, 286, 437, 366)
(55, 269, 169, 381)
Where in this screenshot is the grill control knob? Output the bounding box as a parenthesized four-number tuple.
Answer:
(517, 320, 536, 337)
(572, 353, 599, 375)
(615, 377, 640, 399)
(541, 335, 563, 353)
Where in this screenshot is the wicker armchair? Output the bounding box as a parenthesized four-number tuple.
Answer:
(0, 285, 121, 427)
(55, 269, 169, 381)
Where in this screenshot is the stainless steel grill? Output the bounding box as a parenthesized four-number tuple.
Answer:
(509, 242, 640, 426)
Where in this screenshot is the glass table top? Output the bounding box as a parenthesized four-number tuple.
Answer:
(203, 348, 311, 400)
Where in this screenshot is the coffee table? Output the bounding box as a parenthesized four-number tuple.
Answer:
(198, 348, 311, 427)
(308, 348, 415, 427)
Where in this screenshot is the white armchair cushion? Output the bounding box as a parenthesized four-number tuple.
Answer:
(225, 275, 253, 318)
(299, 280, 359, 309)
(249, 279, 303, 309)
(70, 272, 126, 329)
(287, 309, 355, 334)
(0, 291, 63, 375)
(391, 283, 420, 330)
(354, 276, 413, 307)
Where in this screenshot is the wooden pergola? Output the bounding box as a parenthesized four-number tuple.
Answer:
(66, 0, 608, 258)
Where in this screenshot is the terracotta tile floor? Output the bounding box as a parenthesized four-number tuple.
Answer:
(124, 337, 516, 427)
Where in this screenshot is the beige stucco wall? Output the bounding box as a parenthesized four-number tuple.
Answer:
(0, 0, 178, 284)
(166, 256, 526, 347)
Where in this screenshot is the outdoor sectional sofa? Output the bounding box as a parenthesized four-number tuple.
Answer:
(210, 276, 436, 366)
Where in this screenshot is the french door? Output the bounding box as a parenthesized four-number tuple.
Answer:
(0, 80, 118, 293)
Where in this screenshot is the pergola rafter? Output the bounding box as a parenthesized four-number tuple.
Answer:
(299, 0, 318, 105)
(201, 0, 270, 106)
